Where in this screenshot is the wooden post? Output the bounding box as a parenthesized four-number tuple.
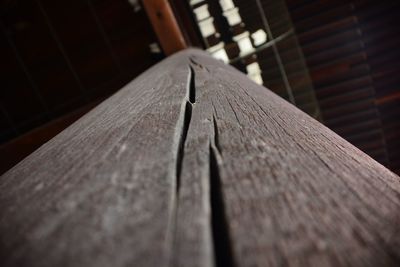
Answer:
(1, 49, 400, 267)
(142, 0, 187, 55)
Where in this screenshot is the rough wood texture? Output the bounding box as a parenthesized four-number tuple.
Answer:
(1, 49, 400, 267)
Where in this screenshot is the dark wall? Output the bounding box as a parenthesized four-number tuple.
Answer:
(286, 0, 400, 174)
(0, 0, 161, 144)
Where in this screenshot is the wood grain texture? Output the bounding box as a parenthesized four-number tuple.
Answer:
(1, 49, 400, 267)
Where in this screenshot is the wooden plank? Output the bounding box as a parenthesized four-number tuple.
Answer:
(1, 49, 400, 267)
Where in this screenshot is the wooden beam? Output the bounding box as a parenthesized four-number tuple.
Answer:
(142, 0, 187, 55)
(1, 49, 400, 267)
(168, 0, 205, 48)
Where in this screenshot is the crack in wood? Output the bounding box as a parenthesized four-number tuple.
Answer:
(188, 66, 196, 104)
(209, 143, 235, 267)
(175, 65, 197, 192)
(175, 64, 233, 267)
(175, 101, 192, 191)
(170, 65, 196, 266)
(190, 56, 210, 72)
(212, 115, 222, 154)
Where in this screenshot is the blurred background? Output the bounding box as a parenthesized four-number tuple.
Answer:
(0, 0, 399, 175)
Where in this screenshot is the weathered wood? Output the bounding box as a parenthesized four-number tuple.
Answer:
(1, 49, 400, 267)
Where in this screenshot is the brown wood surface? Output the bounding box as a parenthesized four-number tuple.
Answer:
(142, 0, 187, 55)
(1, 49, 400, 267)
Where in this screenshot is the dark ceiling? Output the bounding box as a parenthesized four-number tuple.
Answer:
(0, 0, 160, 144)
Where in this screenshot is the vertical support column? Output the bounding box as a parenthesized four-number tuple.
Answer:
(143, 0, 187, 55)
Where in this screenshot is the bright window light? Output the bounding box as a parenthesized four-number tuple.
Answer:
(223, 8, 242, 26)
(219, 0, 235, 11)
(251, 29, 267, 46)
(199, 18, 215, 37)
(234, 32, 254, 55)
(193, 5, 210, 21)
